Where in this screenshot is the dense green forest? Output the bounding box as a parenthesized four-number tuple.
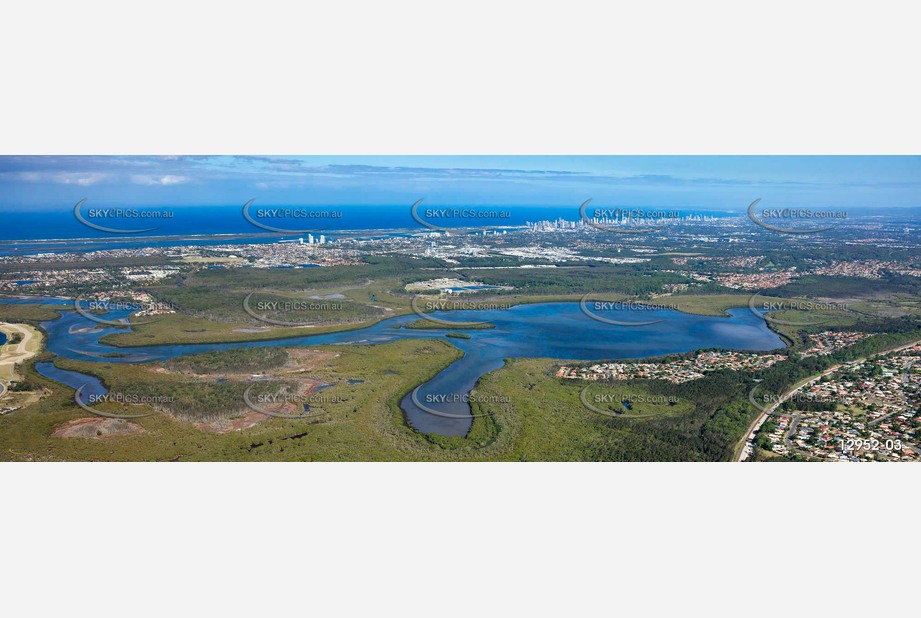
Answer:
(463, 266, 687, 297)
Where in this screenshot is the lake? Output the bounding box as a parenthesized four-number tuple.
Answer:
(17, 299, 785, 436)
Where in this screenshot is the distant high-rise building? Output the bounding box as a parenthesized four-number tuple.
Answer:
(319, 235, 326, 244)
(308, 233, 315, 244)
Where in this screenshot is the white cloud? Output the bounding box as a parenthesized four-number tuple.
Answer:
(159, 175, 188, 185)
(131, 174, 189, 186)
(70, 174, 108, 186)
(3, 171, 110, 186)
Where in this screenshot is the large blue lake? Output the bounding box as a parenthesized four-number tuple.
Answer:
(7, 297, 784, 436)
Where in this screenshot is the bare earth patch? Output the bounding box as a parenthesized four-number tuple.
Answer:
(0, 387, 50, 415)
(285, 349, 339, 372)
(122, 349, 342, 433)
(52, 417, 145, 439)
(150, 349, 339, 380)
(193, 410, 268, 434)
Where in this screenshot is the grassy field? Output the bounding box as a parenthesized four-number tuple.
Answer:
(100, 311, 409, 346)
(664, 293, 774, 316)
(0, 339, 475, 461)
(402, 319, 495, 330)
(101, 271, 419, 345)
(0, 335, 748, 461)
(762, 307, 859, 345)
(0, 302, 63, 323)
(468, 359, 756, 461)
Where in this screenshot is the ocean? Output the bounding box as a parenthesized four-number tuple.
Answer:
(0, 205, 737, 257)
(0, 205, 734, 241)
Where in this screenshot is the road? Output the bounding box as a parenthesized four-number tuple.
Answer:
(736, 337, 921, 462)
(784, 415, 800, 450)
(738, 364, 842, 461)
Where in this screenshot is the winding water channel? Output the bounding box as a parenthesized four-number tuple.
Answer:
(5, 297, 784, 436)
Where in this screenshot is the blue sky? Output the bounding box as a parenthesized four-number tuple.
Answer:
(1, 156, 919, 210)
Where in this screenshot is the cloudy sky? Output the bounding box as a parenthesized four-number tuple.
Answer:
(1, 155, 919, 210)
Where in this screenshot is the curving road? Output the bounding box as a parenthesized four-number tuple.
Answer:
(737, 338, 921, 462)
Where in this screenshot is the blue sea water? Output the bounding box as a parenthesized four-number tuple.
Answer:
(0, 205, 734, 256)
